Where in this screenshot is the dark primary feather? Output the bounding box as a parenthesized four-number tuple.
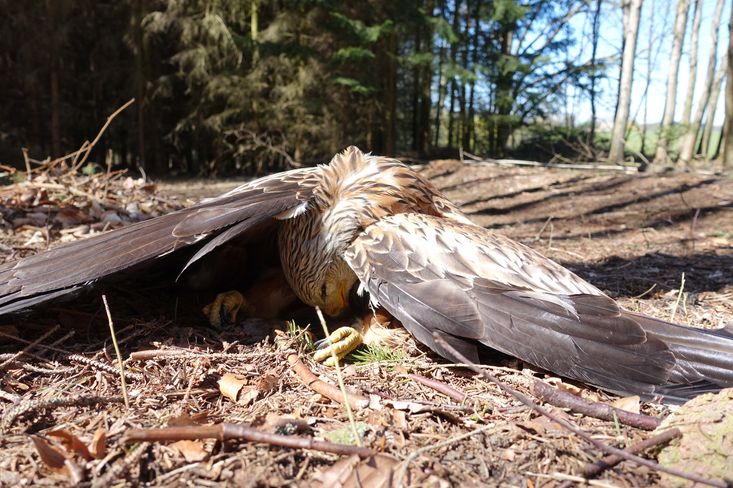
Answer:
(0, 167, 318, 315)
(346, 212, 733, 403)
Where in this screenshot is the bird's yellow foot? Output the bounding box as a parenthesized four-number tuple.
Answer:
(203, 290, 245, 327)
(313, 326, 363, 366)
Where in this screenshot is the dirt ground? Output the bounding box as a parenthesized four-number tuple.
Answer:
(1, 160, 732, 487)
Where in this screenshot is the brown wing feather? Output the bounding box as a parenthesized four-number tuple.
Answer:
(0, 167, 319, 314)
(345, 213, 733, 403)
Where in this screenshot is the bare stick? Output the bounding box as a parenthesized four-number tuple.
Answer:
(102, 295, 129, 409)
(580, 428, 682, 479)
(407, 373, 467, 403)
(287, 354, 368, 410)
(72, 98, 135, 172)
(315, 307, 362, 447)
(124, 423, 374, 458)
(531, 380, 661, 430)
(432, 331, 728, 488)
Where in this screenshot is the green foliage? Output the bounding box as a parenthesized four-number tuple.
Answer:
(347, 345, 406, 364)
(0, 0, 615, 174)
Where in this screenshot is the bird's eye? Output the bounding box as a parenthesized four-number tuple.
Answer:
(320, 283, 327, 298)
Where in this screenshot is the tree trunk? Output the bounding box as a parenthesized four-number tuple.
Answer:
(418, 0, 435, 156)
(680, 0, 702, 126)
(723, 1, 733, 167)
(654, 0, 689, 164)
(47, 0, 62, 158)
(446, 0, 462, 148)
(699, 64, 726, 160)
(134, 0, 147, 173)
(608, 0, 642, 164)
(589, 0, 602, 148)
(677, 0, 725, 167)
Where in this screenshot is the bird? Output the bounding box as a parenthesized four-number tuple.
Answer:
(1, 146, 732, 403)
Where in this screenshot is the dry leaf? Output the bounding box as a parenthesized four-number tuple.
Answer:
(89, 427, 107, 460)
(238, 385, 260, 406)
(47, 429, 93, 461)
(260, 413, 311, 435)
(218, 373, 247, 402)
(31, 435, 68, 469)
(169, 440, 209, 463)
(255, 374, 278, 394)
(30, 435, 85, 484)
(168, 411, 210, 427)
(313, 454, 398, 487)
(611, 395, 641, 414)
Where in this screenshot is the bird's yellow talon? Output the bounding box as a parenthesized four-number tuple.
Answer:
(203, 290, 245, 327)
(313, 326, 363, 365)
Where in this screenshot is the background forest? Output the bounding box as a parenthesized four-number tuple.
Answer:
(0, 0, 732, 176)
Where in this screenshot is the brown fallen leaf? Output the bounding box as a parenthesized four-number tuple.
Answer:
(313, 454, 399, 487)
(167, 411, 210, 427)
(611, 395, 641, 414)
(218, 373, 247, 403)
(169, 440, 210, 463)
(47, 429, 93, 461)
(255, 374, 278, 394)
(30, 435, 85, 484)
(89, 427, 107, 460)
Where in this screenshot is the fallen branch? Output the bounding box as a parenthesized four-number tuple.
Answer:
(407, 373, 467, 403)
(461, 151, 637, 172)
(531, 380, 661, 430)
(2, 395, 123, 432)
(432, 331, 728, 488)
(580, 428, 682, 479)
(287, 354, 369, 410)
(124, 423, 374, 458)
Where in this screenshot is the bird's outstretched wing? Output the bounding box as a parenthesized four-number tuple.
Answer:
(345, 212, 733, 402)
(0, 167, 319, 315)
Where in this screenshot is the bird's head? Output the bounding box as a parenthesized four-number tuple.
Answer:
(310, 257, 359, 317)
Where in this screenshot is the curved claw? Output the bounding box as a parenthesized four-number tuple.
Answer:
(202, 290, 245, 327)
(313, 326, 363, 366)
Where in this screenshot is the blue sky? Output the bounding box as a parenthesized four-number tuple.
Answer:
(568, 0, 730, 127)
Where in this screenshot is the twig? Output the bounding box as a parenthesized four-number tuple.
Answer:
(315, 307, 362, 447)
(71, 98, 135, 172)
(579, 428, 682, 479)
(287, 354, 368, 410)
(124, 423, 375, 458)
(432, 331, 728, 488)
(102, 295, 129, 409)
(129, 349, 262, 361)
(0, 324, 60, 372)
(531, 380, 661, 430)
(407, 373, 467, 403)
(670, 272, 686, 323)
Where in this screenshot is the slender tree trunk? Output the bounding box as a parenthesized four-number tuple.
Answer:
(699, 67, 725, 160)
(681, 0, 702, 126)
(589, 0, 602, 149)
(640, 0, 654, 158)
(418, 0, 435, 156)
(433, 4, 446, 149)
(385, 32, 397, 154)
(654, 0, 689, 164)
(678, 0, 725, 167)
(466, 3, 479, 152)
(608, 0, 642, 164)
(47, 0, 62, 158)
(723, 1, 733, 167)
(446, 0, 462, 148)
(134, 0, 147, 173)
(411, 23, 421, 151)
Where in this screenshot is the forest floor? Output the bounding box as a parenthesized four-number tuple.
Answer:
(1, 160, 732, 487)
